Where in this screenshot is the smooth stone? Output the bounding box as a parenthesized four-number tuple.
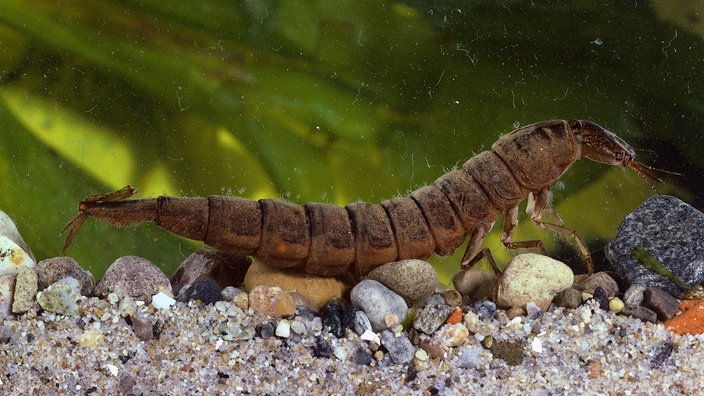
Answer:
(36, 277, 81, 315)
(244, 259, 349, 311)
(380, 330, 416, 364)
(94, 256, 172, 301)
(248, 285, 296, 318)
(0, 274, 16, 318)
(350, 279, 408, 332)
(606, 195, 704, 295)
(366, 259, 438, 306)
(609, 297, 625, 313)
(170, 250, 250, 296)
(353, 310, 373, 335)
(618, 304, 658, 323)
(12, 265, 37, 313)
(496, 253, 574, 310)
(36, 257, 95, 296)
(256, 323, 275, 339)
(642, 287, 681, 321)
(0, 235, 35, 274)
(0, 210, 34, 262)
(275, 319, 291, 338)
(130, 314, 154, 341)
(452, 267, 496, 300)
(439, 323, 469, 347)
(176, 277, 223, 304)
(623, 284, 646, 306)
(442, 290, 463, 307)
(456, 345, 488, 369)
(412, 303, 454, 335)
(553, 288, 582, 309)
(574, 272, 619, 298)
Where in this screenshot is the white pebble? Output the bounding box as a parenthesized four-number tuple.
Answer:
(106, 364, 118, 377)
(276, 319, 291, 338)
(360, 329, 381, 345)
(531, 338, 543, 354)
(0, 235, 35, 274)
(151, 292, 175, 310)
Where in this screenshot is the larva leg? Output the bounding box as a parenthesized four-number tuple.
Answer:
(459, 227, 502, 300)
(500, 204, 547, 255)
(527, 189, 593, 274)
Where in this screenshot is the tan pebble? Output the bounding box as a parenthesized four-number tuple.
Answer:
(248, 285, 296, 317)
(588, 361, 603, 378)
(442, 290, 463, 306)
(463, 311, 480, 333)
(232, 292, 249, 311)
(384, 313, 399, 329)
(374, 350, 384, 361)
(441, 323, 469, 348)
(496, 253, 573, 310)
(452, 267, 496, 300)
(244, 260, 349, 311)
(74, 329, 104, 348)
(414, 348, 428, 361)
(420, 340, 445, 360)
(506, 306, 526, 319)
(609, 297, 625, 313)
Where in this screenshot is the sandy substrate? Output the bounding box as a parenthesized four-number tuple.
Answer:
(0, 296, 701, 395)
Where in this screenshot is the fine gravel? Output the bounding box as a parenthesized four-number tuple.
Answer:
(0, 297, 701, 395)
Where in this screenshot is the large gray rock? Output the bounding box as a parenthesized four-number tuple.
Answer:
(606, 195, 704, 295)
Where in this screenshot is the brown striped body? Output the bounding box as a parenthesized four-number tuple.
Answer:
(63, 120, 658, 276)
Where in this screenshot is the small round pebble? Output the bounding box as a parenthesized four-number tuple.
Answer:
(176, 277, 223, 304)
(350, 280, 408, 332)
(366, 259, 438, 306)
(248, 286, 296, 318)
(609, 297, 625, 313)
(276, 319, 291, 338)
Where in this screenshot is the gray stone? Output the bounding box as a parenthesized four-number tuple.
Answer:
(12, 265, 37, 313)
(36, 257, 95, 296)
(623, 284, 646, 306)
(94, 256, 172, 301)
(642, 288, 680, 321)
(380, 330, 415, 364)
(470, 300, 497, 320)
(352, 310, 373, 335)
(553, 288, 582, 309)
(606, 195, 704, 295)
(350, 280, 407, 332)
(366, 259, 438, 306)
(412, 303, 454, 334)
(456, 345, 487, 369)
(618, 304, 658, 323)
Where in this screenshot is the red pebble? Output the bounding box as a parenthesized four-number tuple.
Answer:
(664, 300, 704, 335)
(447, 306, 462, 325)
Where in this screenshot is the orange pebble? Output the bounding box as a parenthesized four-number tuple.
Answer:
(664, 300, 704, 335)
(447, 306, 463, 325)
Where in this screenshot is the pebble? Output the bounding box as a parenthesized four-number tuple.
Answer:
(36, 277, 81, 315)
(321, 300, 344, 337)
(244, 259, 349, 311)
(591, 287, 609, 311)
(0, 235, 35, 274)
(553, 288, 582, 309)
(664, 300, 704, 335)
(290, 320, 306, 335)
(0, 210, 34, 261)
(176, 277, 223, 304)
(456, 345, 487, 369)
(618, 304, 658, 323)
(642, 287, 680, 321)
(441, 290, 463, 307)
(470, 300, 497, 320)
(11, 265, 37, 313)
(0, 274, 16, 318)
(496, 253, 573, 310)
(130, 314, 154, 341)
(574, 272, 619, 298)
(412, 303, 454, 334)
(276, 319, 291, 338)
(623, 284, 646, 306)
(350, 280, 408, 332)
(447, 307, 463, 325)
(35, 257, 95, 295)
(94, 256, 173, 300)
(366, 259, 438, 306)
(151, 292, 176, 310)
(452, 267, 496, 300)
(489, 339, 524, 366)
(525, 302, 543, 319)
(256, 323, 275, 339)
(248, 285, 296, 318)
(380, 330, 415, 364)
(606, 195, 704, 295)
(463, 310, 480, 333)
(360, 329, 381, 345)
(439, 323, 469, 347)
(609, 297, 625, 313)
(170, 250, 250, 296)
(352, 310, 373, 335)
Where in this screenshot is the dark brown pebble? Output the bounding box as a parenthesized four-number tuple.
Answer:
(642, 287, 680, 321)
(618, 305, 658, 323)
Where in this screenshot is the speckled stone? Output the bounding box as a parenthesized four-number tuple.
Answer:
(0, 235, 35, 274)
(412, 303, 454, 335)
(94, 256, 172, 301)
(36, 257, 95, 295)
(244, 259, 349, 311)
(350, 279, 408, 332)
(11, 265, 37, 313)
(618, 304, 658, 323)
(130, 314, 154, 341)
(606, 195, 704, 295)
(380, 330, 415, 364)
(0, 274, 16, 318)
(36, 277, 81, 315)
(248, 285, 296, 318)
(366, 259, 438, 306)
(489, 339, 525, 366)
(574, 272, 619, 298)
(623, 284, 646, 306)
(496, 253, 574, 310)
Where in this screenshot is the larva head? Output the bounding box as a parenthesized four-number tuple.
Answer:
(569, 120, 660, 182)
